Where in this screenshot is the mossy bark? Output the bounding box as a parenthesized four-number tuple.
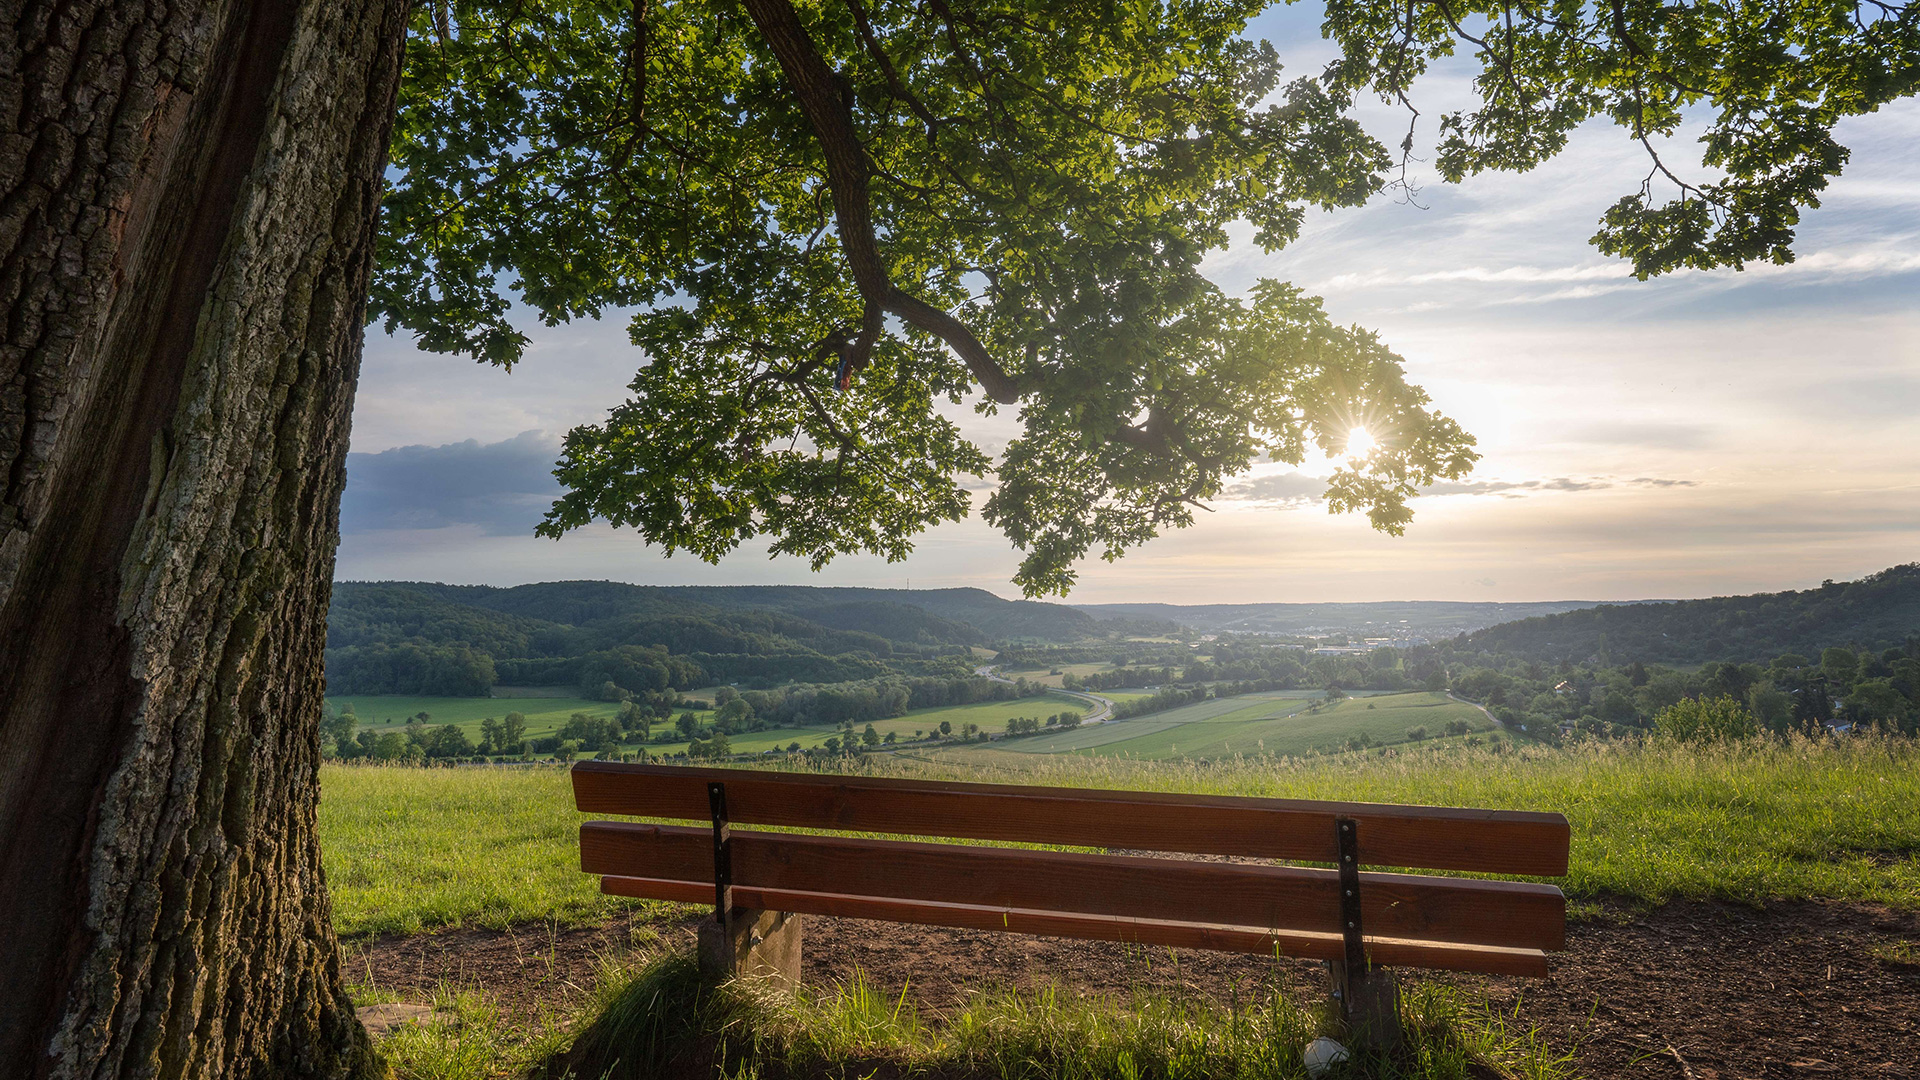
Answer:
(0, 2, 405, 1076)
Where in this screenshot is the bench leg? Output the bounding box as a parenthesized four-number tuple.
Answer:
(1328, 960, 1401, 1049)
(698, 908, 803, 987)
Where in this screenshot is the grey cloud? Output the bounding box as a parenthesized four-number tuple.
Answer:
(1421, 476, 1697, 498)
(1423, 477, 1609, 497)
(1219, 472, 1329, 506)
(1221, 472, 1697, 504)
(341, 430, 563, 535)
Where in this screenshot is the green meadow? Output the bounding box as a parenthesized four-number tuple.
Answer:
(323, 693, 644, 739)
(990, 690, 1493, 758)
(996, 661, 1115, 687)
(640, 694, 1095, 756)
(325, 691, 1095, 759)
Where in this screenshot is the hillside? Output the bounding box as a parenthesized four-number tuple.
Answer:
(1453, 564, 1920, 664)
(324, 580, 1104, 696)
(1074, 599, 1602, 638)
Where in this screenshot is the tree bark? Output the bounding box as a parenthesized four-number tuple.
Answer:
(0, 2, 406, 1077)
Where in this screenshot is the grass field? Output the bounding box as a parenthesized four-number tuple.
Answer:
(323, 693, 648, 740)
(997, 662, 1113, 687)
(990, 690, 1492, 758)
(332, 735, 1920, 1079)
(321, 766, 647, 936)
(635, 694, 1097, 756)
(319, 735, 1920, 941)
(324, 692, 1093, 760)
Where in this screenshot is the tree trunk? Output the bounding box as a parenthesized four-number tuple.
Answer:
(0, 2, 406, 1077)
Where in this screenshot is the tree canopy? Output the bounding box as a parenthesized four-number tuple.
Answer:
(374, 0, 1916, 594)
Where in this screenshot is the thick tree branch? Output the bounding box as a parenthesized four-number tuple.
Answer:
(739, 0, 1022, 403)
(612, 0, 652, 172)
(845, 0, 944, 141)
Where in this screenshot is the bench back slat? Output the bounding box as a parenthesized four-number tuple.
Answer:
(572, 762, 1570, 876)
(580, 821, 1567, 952)
(597, 875, 1552, 978)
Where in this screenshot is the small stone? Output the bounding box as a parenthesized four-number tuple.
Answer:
(356, 1002, 434, 1038)
(1304, 1036, 1350, 1078)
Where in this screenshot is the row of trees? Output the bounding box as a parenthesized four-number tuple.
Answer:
(1445, 642, 1920, 737)
(323, 643, 498, 696)
(321, 707, 542, 761)
(1111, 685, 1213, 720)
(1004, 712, 1083, 735)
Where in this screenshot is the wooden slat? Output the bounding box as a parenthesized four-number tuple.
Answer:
(599, 876, 1550, 977)
(570, 762, 1569, 875)
(580, 823, 1566, 951)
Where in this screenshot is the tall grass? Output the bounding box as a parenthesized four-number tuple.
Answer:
(913, 735, 1920, 907)
(320, 765, 666, 937)
(320, 735, 1920, 938)
(533, 953, 1577, 1080)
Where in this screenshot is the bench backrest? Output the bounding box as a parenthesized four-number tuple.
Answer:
(572, 762, 1570, 976)
(572, 762, 1569, 873)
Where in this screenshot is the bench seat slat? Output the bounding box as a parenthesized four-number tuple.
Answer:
(571, 762, 1569, 876)
(580, 822, 1566, 952)
(598, 875, 1550, 978)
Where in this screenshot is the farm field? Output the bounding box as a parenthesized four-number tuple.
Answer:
(642, 693, 1095, 756)
(996, 661, 1113, 687)
(326, 691, 1090, 757)
(322, 693, 649, 739)
(989, 690, 1491, 758)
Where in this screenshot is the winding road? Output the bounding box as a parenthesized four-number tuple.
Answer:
(975, 664, 1116, 724)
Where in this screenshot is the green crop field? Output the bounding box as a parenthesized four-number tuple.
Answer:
(987, 690, 1489, 758)
(322, 694, 655, 739)
(324, 692, 1091, 758)
(997, 662, 1113, 687)
(639, 693, 1095, 756)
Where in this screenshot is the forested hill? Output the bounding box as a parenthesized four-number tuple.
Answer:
(1453, 565, 1920, 665)
(368, 581, 1101, 642)
(323, 580, 1106, 696)
(1075, 599, 1600, 636)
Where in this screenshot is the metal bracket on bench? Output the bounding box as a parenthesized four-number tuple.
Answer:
(1335, 816, 1366, 998)
(708, 782, 732, 938)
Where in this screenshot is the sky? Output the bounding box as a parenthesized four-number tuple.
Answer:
(337, 6, 1920, 605)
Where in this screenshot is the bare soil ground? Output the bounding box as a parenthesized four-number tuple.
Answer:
(350, 900, 1920, 1078)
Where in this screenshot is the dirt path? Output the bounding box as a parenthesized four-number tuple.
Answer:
(351, 900, 1919, 1077)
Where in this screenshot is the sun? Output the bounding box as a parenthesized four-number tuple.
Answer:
(1345, 426, 1376, 458)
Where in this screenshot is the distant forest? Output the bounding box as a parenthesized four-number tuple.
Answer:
(321, 580, 1155, 699)
(1455, 564, 1920, 665)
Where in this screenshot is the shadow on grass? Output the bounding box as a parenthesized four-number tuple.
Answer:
(534, 952, 1577, 1080)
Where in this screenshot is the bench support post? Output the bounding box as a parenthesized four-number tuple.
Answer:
(698, 781, 803, 987)
(1332, 817, 1401, 1047)
(708, 782, 732, 939)
(698, 906, 804, 986)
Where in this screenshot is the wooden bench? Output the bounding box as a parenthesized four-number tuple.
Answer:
(571, 762, 1569, 1037)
